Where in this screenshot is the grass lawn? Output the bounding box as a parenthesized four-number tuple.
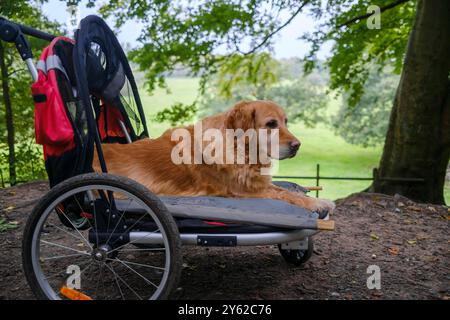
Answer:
(139, 77, 200, 137)
(140, 77, 449, 203)
(274, 124, 381, 200)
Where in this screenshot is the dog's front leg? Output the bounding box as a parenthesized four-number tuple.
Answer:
(242, 185, 335, 213)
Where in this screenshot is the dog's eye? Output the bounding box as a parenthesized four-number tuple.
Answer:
(266, 120, 278, 128)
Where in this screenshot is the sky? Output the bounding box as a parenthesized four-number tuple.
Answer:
(41, 0, 332, 60)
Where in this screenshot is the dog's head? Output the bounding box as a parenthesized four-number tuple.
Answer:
(225, 100, 300, 159)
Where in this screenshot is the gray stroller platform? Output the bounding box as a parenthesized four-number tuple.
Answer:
(160, 197, 320, 230)
(115, 181, 333, 231)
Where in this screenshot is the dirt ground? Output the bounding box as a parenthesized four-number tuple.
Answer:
(0, 181, 448, 300)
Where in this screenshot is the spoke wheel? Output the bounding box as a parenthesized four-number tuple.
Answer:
(22, 173, 182, 300)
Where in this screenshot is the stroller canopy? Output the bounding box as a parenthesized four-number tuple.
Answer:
(33, 15, 148, 186)
(74, 15, 148, 143)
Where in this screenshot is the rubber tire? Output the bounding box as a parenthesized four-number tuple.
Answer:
(278, 237, 314, 266)
(22, 172, 182, 300)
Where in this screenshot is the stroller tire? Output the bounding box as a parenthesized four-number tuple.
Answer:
(278, 237, 314, 266)
(22, 173, 182, 300)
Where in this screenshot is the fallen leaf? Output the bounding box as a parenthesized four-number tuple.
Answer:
(3, 206, 15, 211)
(9, 220, 19, 225)
(329, 273, 339, 278)
(388, 247, 399, 255)
(423, 256, 438, 262)
(182, 263, 197, 270)
(370, 233, 379, 240)
(416, 233, 430, 240)
(375, 202, 387, 208)
(407, 206, 422, 212)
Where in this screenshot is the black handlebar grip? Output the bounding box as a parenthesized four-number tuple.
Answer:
(0, 18, 20, 42)
(0, 18, 33, 60)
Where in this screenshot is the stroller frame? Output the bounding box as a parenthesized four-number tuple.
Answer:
(0, 16, 333, 300)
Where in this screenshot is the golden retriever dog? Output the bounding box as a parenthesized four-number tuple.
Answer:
(93, 100, 335, 213)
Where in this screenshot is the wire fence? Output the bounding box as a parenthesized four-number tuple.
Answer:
(1, 164, 425, 197)
(273, 164, 425, 197)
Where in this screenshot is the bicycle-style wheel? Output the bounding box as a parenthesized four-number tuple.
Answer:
(22, 173, 182, 300)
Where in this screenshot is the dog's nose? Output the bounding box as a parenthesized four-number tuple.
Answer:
(290, 140, 301, 151)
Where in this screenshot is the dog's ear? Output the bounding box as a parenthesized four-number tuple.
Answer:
(225, 101, 256, 131)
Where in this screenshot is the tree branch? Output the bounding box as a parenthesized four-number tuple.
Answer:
(337, 0, 410, 28)
(7, 69, 26, 77)
(244, 0, 311, 55)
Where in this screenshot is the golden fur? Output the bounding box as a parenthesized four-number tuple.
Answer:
(93, 100, 335, 213)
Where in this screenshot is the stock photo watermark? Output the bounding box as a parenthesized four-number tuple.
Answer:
(367, 5, 381, 29)
(170, 123, 283, 176)
(66, 264, 81, 290)
(367, 265, 381, 290)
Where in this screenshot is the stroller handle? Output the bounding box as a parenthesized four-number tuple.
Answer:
(0, 17, 56, 82)
(0, 17, 56, 42)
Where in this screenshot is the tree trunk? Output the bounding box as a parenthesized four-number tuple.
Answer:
(0, 41, 16, 186)
(372, 0, 450, 204)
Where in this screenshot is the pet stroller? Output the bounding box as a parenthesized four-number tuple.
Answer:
(0, 15, 334, 300)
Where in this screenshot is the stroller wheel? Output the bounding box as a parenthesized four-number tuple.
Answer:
(278, 237, 314, 266)
(22, 173, 182, 300)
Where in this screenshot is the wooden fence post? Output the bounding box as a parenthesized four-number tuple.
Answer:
(316, 163, 320, 198)
(0, 169, 4, 188)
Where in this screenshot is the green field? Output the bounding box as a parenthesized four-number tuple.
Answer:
(140, 77, 449, 203)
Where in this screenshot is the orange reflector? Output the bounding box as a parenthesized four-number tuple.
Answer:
(60, 286, 93, 300)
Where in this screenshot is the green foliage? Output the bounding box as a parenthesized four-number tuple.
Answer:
(216, 53, 278, 99)
(0, 1, 60, 183)
(101, 1, 259, 91)
(332, 68, 400, 147)
(266, 80, 328, 127)
(199, 58, 328, 127)
(304, 0, 416, 106)
(97, 0, 310, 92)
(95, 0, 414, 107)
(87, 0, 417, 145)
(154, 52, 279, 125)
(0, 217, 17, 233)
(96, 0, 306, 125)
(154, 102, 197, 127)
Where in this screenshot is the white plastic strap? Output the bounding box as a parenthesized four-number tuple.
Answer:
(36, 60, 46, 75)
(36, 55, 70, 81)
(46, 55, 70, 80)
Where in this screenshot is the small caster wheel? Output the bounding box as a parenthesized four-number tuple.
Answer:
(278, 237, 313, 266)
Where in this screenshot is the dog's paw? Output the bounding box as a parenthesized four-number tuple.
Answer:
(309, 198, 335, 214)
